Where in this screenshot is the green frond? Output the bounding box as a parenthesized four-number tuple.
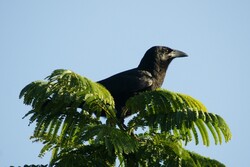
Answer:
(52, 145, 116, 167)
(195, 119, 209, 146)
(19, 69, 116, 159)
(206, 122, 218, 145)
(83, 125, 138, 154)
(187, 151, 226, 167)
(127, 132, 226, 167)
(191, 123, 199, 145)
(126, 89, 232, 146)
(51, 125, 138, 166)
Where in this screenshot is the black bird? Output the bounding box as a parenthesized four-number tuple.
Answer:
(98, 46, 188, 118)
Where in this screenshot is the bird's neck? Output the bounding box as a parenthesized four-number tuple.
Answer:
(138, 60, 172, 88)
(152, 65, 167, 88)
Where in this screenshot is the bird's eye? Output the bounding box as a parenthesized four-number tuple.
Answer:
(163, 49, 168, 53)
(163, 47, 172, 53)
(162, 47, 172, 54)
(159, 48, 168, 55)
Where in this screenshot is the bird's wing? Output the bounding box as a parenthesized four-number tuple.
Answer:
(98, 69, 153, 97)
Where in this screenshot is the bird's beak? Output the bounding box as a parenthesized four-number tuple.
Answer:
(169, 49, 188, 58)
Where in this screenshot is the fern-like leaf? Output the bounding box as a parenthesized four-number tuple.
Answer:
(126, 132, 226, 167)
(19, 69, 116, 158)
(126, 89, 232, 146)
(82, 125, 138, 154)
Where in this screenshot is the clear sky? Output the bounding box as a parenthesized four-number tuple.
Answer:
(0, 1, 249, 166)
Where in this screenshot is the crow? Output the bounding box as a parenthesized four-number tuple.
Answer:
(98, 46, 188, 118)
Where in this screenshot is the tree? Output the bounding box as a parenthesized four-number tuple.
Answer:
(19, 69, 232, 167)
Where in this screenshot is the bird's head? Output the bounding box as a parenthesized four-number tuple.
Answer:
(157, 46, 188, 61)
(138, 46, 188, 71)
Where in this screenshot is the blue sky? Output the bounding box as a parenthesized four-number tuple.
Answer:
(1, 1, 249, 166)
